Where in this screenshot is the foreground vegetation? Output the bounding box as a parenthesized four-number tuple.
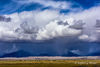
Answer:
(0, 60, 100, 67)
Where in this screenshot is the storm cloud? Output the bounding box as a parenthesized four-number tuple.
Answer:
(0, 0, 100, 57)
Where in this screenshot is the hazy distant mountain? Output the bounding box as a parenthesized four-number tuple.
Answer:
(2, 50, 100, 57)
(88, 52, 100, 56)
(1, 50, 80, 57)
(1, 50, 33, 57)
(62, 51, 80, 57)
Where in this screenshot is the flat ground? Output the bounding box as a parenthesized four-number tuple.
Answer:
(0, 57, 100, 67)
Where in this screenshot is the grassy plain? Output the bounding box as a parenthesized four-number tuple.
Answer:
(0, 60, 100, 67)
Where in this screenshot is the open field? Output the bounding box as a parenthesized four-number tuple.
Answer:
(0, 57, 100, 67)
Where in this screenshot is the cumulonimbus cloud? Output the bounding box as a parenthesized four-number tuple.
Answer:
(0, 6, 99, 43)
(0, 4, 100, 56)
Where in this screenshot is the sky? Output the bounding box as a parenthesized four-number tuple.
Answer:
(0, 0, 99, 14)
(0, 0, 100, 57)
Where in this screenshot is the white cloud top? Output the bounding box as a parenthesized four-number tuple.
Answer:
(0, 6, 100, 42)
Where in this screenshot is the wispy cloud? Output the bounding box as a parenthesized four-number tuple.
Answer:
(13, 0, 72, 10)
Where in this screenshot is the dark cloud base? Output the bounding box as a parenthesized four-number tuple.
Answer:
(0, 39, 100, 57)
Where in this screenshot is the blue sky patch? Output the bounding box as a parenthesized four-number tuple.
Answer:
(0, 0, 99, 14)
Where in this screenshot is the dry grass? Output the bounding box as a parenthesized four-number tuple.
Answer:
(0, 60, 100, 67)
